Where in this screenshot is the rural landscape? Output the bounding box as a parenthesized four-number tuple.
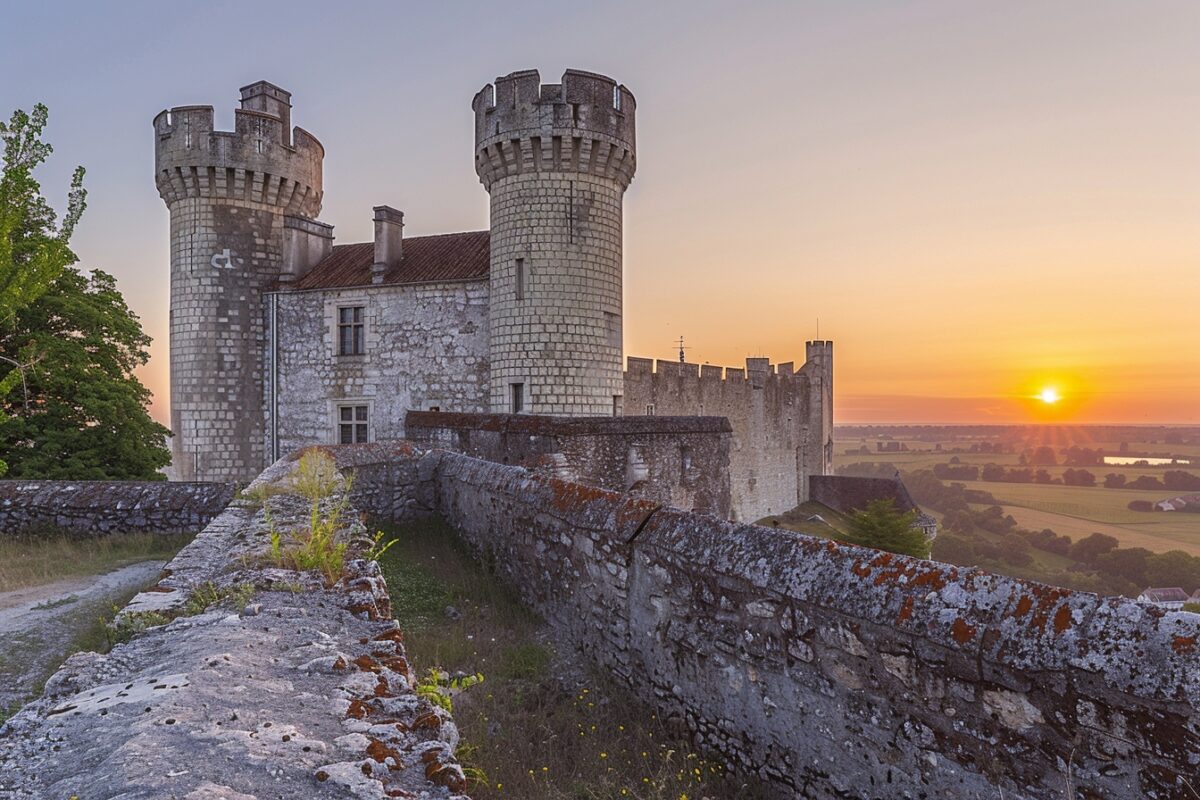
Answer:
(764, 424, 1200, 602)
(2, 2, 1198, 799)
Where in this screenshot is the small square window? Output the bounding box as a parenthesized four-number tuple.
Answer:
(337, 306, 365, 356)
(646, 403, 655, 416)
(338, 404, 369, 443)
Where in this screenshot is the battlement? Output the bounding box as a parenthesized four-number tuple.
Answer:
(472, 68, 636, 189)
(625, 355, 813, 391)
(153, 81, 323, 217)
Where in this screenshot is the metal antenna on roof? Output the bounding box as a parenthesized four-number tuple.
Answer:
(676, 335, 691, 363)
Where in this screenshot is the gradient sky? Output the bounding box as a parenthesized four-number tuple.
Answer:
(4, 1, 1198, 424)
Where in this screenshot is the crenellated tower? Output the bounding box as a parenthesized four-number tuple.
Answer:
(473, 69, 637, 416)
(154, 81, 325, 481)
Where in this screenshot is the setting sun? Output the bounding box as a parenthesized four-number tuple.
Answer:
(1039, 388, 1061, 404)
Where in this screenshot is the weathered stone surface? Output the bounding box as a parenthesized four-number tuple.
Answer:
(8, 444, 1195, 799)
(0, 451, 466, 800)
(0, 480, 235, 535)
(426, 448, 1200, 800)
(624, 343, 834, 522)
(405, 410, 732, 517)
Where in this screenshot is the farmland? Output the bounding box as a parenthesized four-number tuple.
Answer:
(835, 425, 1200, 557)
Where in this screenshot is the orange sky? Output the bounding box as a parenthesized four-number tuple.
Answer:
(7, 1, 1198, 425)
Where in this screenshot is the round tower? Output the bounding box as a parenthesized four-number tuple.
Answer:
(473, 69, 637, 416)
(154, 81, 323, 481)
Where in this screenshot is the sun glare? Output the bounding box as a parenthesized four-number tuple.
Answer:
(1039, 387, 1060, 404)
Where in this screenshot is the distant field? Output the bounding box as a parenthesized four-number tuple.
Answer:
(833, 436, 1200, 556)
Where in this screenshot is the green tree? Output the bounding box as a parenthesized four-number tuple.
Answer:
(1069, 532, 1120, 565)
(840, 498, 931, 559)
(0, 104, 86, 476)
(1, 267, 170, 478)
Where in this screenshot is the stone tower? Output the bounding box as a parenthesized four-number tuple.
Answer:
(473, 69, 637, 416)
(154, 82, 324, 481)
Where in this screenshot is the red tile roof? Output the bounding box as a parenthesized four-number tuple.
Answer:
(293, 231, 489, 290)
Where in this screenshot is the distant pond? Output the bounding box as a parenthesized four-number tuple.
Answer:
(1103, 456, 1191, 466)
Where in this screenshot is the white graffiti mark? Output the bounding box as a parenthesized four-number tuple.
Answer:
(211, 249, 238, 270)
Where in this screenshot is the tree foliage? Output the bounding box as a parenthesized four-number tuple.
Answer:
(0, 104, 86, 476)
(840, 498, 931, 559)
(0, 103, 169, 479)
(1, 268, 171, 478)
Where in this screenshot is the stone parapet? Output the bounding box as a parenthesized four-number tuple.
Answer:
(0, 480, 236, 535)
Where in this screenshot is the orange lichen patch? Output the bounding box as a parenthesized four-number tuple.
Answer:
(380, 655, 410, 675)
(897, 596, 914, 623)
(951, 618, 977, 645)
(1052, 605, 1073, 635)
(1172, 636, 1197, 654)
(851, 561, 872, 578)
(347, 602, 380, 620)
(1025, 586, 1073, 633)
(1013, 596, 1034, 618)
(366, 738, 402, 767)
(374, 677, 391, 697)
(332, 656, 348, 671)
(420, 749, 468, 792)
(144, 585, 176, 593)
(413, 712, 442, 731)
(870, 552, 895, 568)
(549, 477, 615, 513)
(353, 655, 381, 673)
(315, 770, 330, 782)
(372, 629, 405, 644)
(346, 698, 368, 719)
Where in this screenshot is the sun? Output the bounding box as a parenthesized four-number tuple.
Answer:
(1039, 387, 1061, 404)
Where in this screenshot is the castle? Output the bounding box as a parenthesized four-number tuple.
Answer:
(154, 69, 833, 521)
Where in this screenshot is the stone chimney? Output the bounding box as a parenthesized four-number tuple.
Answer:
(372, 206, 403, 284)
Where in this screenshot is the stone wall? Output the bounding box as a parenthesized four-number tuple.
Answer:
(0, 480, 236, 535)
(267, 280, 489, 459)
(404, 411, 732, 517)
(0, 448, 468, 799)
(810, 474, 921, 515)
(425, 449, 1200, 800)
(624, 345, 833, 523)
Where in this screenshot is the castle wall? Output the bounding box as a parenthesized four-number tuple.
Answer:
(426, 449, 1200, 800)
(403, 411, 732, 517)
(810, 474, 920, 515)
(0, 446, 467, 798)
(267, 281, 489, 458)
(623, 346, 832, 522)
(0, 480, 235, 535)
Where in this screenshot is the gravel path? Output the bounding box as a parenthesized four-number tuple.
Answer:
(0, 561, 166, 714)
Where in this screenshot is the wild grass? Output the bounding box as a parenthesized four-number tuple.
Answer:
(266, 450, 352, 584)
(0, 531, 191, 594)
(378, 518, 767, 799)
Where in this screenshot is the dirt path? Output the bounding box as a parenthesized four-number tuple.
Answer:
(0, 561, 166, 715)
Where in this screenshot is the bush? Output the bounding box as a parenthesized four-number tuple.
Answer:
(838, 499, 930, 559)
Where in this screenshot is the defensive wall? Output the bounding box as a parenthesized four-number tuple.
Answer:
(0, 444, 468, 799)
(811, 473, 929, 515)
(404, 410, 732, 518)
(624, 342, 833, 523)
(0, 480, 235, 535)
(4, 444, 1197, 799)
